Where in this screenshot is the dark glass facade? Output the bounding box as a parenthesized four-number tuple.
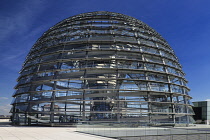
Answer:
(193, 101, 210, 124)
(11, 11, 194, 125)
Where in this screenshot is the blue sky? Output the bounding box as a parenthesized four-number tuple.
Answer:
(0, 0, 210, 115)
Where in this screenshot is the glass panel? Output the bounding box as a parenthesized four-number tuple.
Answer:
(62, 51, 86, 59)
(145, 63, 164, 72)
(144, 55, 163, 63)
(117, 52, 142, 60)
(175, 105, 187, 113)
(150, 95, 171, 102)
(165, 59, 178, 68)
(142, 46, 158, 54)
(148, 73, 168, 82)
(167, 67, 180, 76)
(151, 103, 172, 113)
(140, 40, 155, 47)
(171, 85, 183, 94)
(149, 82, 169, 92)
(169, 76, 182, 85)
(41, 54, 59, 62)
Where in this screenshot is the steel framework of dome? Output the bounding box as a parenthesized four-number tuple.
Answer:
(11, 11, 194, 126)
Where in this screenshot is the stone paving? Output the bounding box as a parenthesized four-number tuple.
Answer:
(0, 119, 115, 140)
(0, 127, 116, 140)
(2, 119, 210, 140)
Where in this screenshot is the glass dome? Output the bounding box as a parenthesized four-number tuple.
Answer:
(11, 11, 194, 125)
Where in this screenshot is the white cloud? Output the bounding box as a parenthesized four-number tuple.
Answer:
(0, 0, 47, 42)
(0, 51, 26, 63)
(0, 104, 11, 115)
(0, 0, 48, 72)
(206, 99, 210, 101)
(0, 97, 9, 100)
